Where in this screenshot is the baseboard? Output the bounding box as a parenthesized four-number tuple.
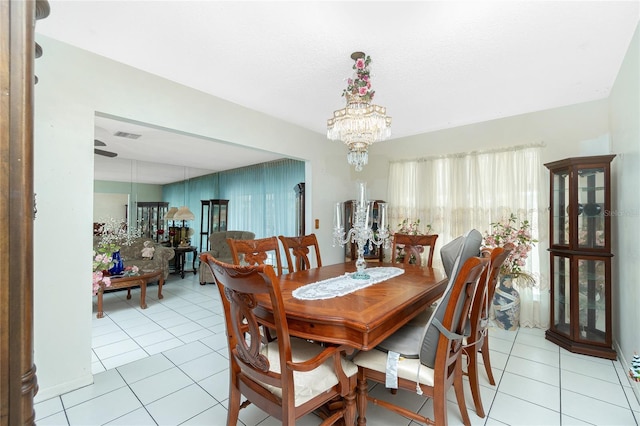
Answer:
(33, 374, 93, 404)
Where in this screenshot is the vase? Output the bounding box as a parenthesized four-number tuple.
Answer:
(493, 274, 520, 331)
(109, 250, 124, 275)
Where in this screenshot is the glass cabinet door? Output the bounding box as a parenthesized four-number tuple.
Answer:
(551, 170, 570, 246)
(552, 254, 571, 337)
(577, 167, 607, 249)
(576, 256, 608, 343)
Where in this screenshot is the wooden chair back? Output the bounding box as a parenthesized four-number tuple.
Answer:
(227, 236, 283, 276)
(391, 233, 439, 267)
(355, 256, 488, 426)
(201, 254, 356, 425)
(278, 234, 322, 272)
(462, 244, 513, 418)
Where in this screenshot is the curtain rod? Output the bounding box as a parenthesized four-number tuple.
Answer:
(390, 142, 546, 164)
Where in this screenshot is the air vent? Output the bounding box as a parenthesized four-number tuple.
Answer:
(113, 131, 142, 139)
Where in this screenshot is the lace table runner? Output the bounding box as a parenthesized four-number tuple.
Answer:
(292, 267, 405, 300)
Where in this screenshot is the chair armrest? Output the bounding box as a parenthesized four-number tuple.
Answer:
(154, 245, 175, 262)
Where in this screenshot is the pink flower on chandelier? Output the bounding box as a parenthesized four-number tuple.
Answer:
(342, 54, 375, 102)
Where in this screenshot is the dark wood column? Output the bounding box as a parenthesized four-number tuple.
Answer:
(0, 1, 48, 424)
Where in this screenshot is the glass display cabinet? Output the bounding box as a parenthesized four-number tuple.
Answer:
(344, 199, 385, 262)
(545, 155, 616, 359)
(199, 199, 229, 252)
(136, 201, 169, 242)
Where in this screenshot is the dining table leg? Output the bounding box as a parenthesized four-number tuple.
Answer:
(356, 368, 368, 426)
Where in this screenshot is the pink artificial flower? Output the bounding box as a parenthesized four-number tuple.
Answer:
(355, 58, 365, 70)
(358, 86, 368, 96)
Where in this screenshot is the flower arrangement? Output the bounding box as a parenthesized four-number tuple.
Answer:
(92, 249, 114, 296)
(394, 218, 432, 236)
(93, 217, 142, 295)
(483, 213, 538, 286)
(343, 54, 375, 102)
(96, 217, 142, 249)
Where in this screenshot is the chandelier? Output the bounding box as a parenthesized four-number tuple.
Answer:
(327, 52, 392, 171)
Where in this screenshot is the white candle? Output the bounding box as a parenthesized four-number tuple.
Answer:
(358, 181, 367, 208)
(378, 203, 387, 231)
(334, 202, 343, 229)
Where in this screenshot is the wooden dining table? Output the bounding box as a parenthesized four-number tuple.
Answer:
(253, 261, 448, 425)
(254, 262, 448, 350)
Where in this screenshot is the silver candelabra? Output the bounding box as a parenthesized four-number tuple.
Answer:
(333, 182, 390, 279)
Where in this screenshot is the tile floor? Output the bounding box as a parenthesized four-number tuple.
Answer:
(34, 272, 640, 425)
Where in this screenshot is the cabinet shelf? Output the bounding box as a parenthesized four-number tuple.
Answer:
(545, 155, 616, 360)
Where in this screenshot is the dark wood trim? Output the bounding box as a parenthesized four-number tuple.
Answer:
(1, 1, 45, 423)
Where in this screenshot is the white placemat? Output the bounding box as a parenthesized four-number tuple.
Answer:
(292, 267, 405, 300)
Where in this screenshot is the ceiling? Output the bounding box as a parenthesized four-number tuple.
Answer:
(36, 1, 639, 184)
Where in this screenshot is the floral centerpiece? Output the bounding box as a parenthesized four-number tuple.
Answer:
(93, 218, 142, 295)
(483, 213, 538, 286)
(343, 54, 375, 102)
(393, 218, 433, 263)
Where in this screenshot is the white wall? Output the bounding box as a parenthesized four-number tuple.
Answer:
(33, 35, 350, 400)
(609, 24, 640, 398)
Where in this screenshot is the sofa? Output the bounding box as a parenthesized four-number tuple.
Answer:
(94, 237, 175, 280)
(199, 230, 255, 284)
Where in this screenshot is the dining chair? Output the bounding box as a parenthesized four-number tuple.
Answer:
(353, 255, 488, 426)
(463, 246, 510, 418)
(201, 254, 358, 425)
(278, 234, 322, 272)
(227, 236, 284, 276)
(391, 233, 438, 267)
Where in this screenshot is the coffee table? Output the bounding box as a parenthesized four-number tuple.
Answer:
(96, 269, 164, 318)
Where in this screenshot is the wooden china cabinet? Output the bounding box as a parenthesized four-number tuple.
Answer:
(544, 155, 616, 359)
(199, 199, 229, 252)
(136, 201, 168, 242)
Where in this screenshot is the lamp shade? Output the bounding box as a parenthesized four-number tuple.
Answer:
(173, 206, 195, 221)
(163, 206, 178, 220)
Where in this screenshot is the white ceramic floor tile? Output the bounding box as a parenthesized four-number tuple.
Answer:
(143, 337, 184, 355)
(116, 353, 174, 384)
(123, 321, 164, 337)
(65, 386, 142, 425)
(104, 407, 157, 425)
(180, 403, 228, 425)
(61, 369, 126, 408)
(489, 391, 560, 425)
(165, 320, 206, 337)
(199, 333, 228, 351)
(101, 348, 149, 370)
(198, 369, 230, 403)
(144, 383, 218, 425)
(179, 351, 229, 382)
(79, 276, 640, 426)
(162, 340, 213, 365)
(129, 367, 194, 405)
(487, 335, 515, 354)
(92, 338, 141, 360)
(496, 371, 560, 411)
(35, 411, 69, 425)
(560, 352, 620, 384)
(504, 354, 560, 387)
(561, 388, 637, 425)
(34, 396, 64, 421)
(91, 330, 131, 348)
(510, 341, 560, 367)
(132, 329, 175, 347)
(561, 369, 629, 408)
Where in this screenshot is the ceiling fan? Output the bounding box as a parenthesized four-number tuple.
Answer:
(94, 139, 117, 158)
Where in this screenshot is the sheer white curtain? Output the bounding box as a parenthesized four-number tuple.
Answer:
(387, 144, 549, 328)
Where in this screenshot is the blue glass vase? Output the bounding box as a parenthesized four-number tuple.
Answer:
(109, 251, 124, 275)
